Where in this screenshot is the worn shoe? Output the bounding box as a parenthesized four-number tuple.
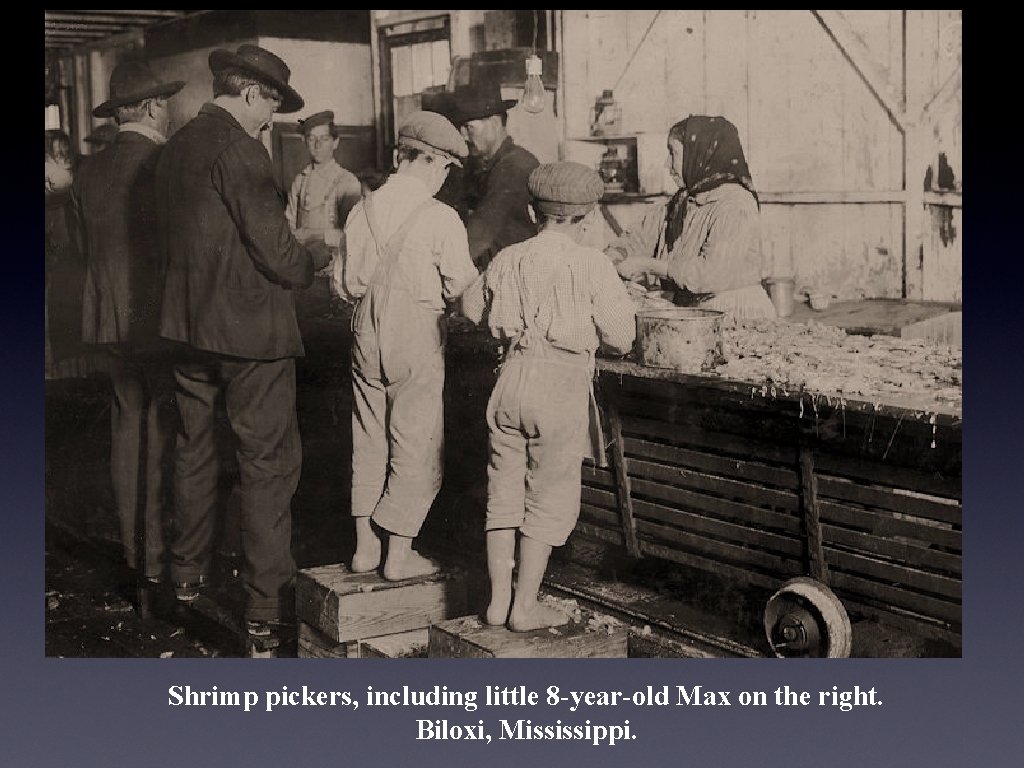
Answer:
(173, 575, 208, 604)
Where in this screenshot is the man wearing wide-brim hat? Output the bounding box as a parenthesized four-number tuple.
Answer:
(71, 58, 185, 617)
(451, 81, 539, 268)
(156, 44, 333, 640)
(333, 110, 478, 581)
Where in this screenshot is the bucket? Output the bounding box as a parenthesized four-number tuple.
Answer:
(766, 277, 796, 318)
(636, 308, 724, 373)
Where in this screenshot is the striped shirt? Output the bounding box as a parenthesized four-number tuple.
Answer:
(462, 230, 636, 356)
(334, 173, 478, 311)
(607, 182, 765, 293)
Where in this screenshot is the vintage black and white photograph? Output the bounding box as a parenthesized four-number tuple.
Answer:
(44, 10, 962, 659)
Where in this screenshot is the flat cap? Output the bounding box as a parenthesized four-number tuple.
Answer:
(300, 110, 336, 136)
(397, 110, 468, 167)
(528, 162, 605, 216)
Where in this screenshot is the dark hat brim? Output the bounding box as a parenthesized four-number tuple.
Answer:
(453, 98, 518, 126)
(209, 49, 304, 113)
(92, 80, 185, 119)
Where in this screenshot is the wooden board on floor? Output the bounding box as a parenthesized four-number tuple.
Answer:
(428, 614, 628, 659)
(361, 628, 429, 658)
(295, 564, 468, 643)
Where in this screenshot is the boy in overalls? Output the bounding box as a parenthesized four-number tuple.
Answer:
(333, 111, 478, 580)
(462, 162, 637, 630)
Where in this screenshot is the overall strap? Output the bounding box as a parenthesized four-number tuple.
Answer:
(362, 194, 436, 288)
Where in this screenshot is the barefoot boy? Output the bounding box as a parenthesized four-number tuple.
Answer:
(461, 162, 636, 630)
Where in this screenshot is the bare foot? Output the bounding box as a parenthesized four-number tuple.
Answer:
(484, 598, 511, 626)
(508, 602, 568, 632)
(351, 517, 382, 572)
(382, 550, 441, 581)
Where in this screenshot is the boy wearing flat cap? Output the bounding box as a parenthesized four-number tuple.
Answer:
(286, 110, 361, 256)
(462, 162, 636, 630)
(157, 45, 332, 638)
(334, 111, 478, 580)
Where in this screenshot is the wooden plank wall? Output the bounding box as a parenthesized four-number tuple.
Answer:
(560, 10, 962, 303)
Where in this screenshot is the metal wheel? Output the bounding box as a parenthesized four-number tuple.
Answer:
(764, 577, 852, 658)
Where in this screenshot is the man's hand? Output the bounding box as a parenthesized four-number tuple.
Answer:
(306, 238, 333, 272)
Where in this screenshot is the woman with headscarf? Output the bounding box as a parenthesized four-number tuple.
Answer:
(607, 115, 775, 318)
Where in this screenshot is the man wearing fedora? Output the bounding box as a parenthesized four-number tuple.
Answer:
(72, 59, 186, 616)
(453, 81, 540, 269)
(156, 45, 332, 638)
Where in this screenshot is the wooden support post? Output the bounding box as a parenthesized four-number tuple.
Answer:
(798, 447, 829, 584)
(605, 393, 643, 558)
(295, 565, 468, 643)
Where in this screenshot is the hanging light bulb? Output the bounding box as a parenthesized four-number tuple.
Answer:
(521, 54, 545, 114)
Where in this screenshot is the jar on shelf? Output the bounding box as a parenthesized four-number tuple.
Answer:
(598, 148, 625, 194)
(591, 89, 622, 136)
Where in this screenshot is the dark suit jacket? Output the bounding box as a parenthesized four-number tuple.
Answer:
(73, 131, 163, 346)
(157, 103, 316, 360)
(464, 136, 539, 268)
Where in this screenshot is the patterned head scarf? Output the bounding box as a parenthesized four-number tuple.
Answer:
(664, 115, 756, 252)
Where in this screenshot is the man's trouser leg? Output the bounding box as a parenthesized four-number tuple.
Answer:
(224, 358, 301, 623)
(170, 362, 221, 587)
(108, 352, 146, 572)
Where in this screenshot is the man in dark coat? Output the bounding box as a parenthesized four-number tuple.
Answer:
(453, 82, 540, 268)
(156, 45, 331, 636)
(72, 59, 185, 615)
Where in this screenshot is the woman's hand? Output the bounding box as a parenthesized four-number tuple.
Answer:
(615, 256, 666, 281)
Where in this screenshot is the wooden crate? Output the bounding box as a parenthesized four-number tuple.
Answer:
(429, 614, 627, 659)
(297, 621, 359, 658)
(295, 564, 468, 643)
(361, 629, 429, 659)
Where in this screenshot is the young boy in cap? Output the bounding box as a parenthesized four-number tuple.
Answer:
(461, 162, 637, 630)
(285, 110, 361, 254)
(333, 111, 478, 580)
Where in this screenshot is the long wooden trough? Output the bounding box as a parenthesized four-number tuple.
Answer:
(581, 360, 962, 647)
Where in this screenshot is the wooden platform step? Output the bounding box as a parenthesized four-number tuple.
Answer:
(361, 629, 429, 658)
(429, 599, 628, 658)
(295, 564, 468, 643)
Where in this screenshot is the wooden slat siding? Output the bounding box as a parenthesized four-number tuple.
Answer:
(630, 478, 803, 536)
(576, 519, 624, 546)
(606, 398, 642, 558)
(822, 523, 962, 576)
(635, 518, 805, 575)
(623, 437, 800, 489)
(581, 464, 616, 489)
(638, 540, 781, 590)
(824, 546, 961, 601)
(817, 476, 962, 526)
(615, 392, 799, 446)
(632, 499, 803, 558)
(819, 501, 961, 552)
(628, 458, 800, 512)
(581, 486, 617, 511)
(829, 571, 962, 625)
(799, 447, 829, 582)
(620, 415, 799, 465)
(815, 451, 961, 500)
